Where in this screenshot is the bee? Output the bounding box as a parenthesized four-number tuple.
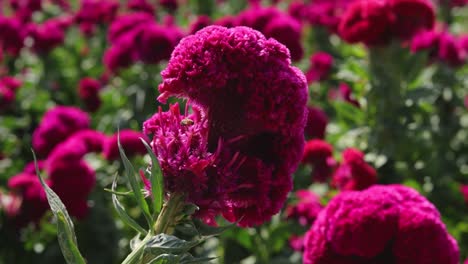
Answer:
(180, 118, 194, 126)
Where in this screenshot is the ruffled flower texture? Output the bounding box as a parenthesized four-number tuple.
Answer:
(286, 189, 323, 227)
(0, 76, 22, 110)
(304, 106, 328, 139)
(147, 25, 308, 227)
(78, 77, 102, 112)
(303, 185, 460, 264)
(306, 51, 334, 83)
(332, 148, 376, 191)
(339, 0, 435, 46)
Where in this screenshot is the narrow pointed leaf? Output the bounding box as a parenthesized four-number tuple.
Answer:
(147, 254, 179, 264)
(111, 174, 148, 235)
(118, 134, 152, 226)
(141, 139, 164, 216)
(33, 151, 86, 264)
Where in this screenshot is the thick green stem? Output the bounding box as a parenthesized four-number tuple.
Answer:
(153, 193, 185, 235)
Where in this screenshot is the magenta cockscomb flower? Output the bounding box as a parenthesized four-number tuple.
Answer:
(0, 16, 25, 56)
(411, 30, 467, 67)
(235, 7, 304, 61)
(103, 129, 148, 160)
(303, 185, 459, 264)
(7, 172, 49, 226)
(127, 0, 155, 14)
(306, 52, 334, 83)
(78, 77, 102, 112)
(305, 107, 328, 139)
(329, 83, 360, 107)
(0, 76, 22, 110)
(32, 106, 91, 157)
(189, 15, 212, 35)
(286, 190, 323, 226)
(460, 185, 468, 206)
(150, 25, 308, 227)
(307, 0, 351, 33)
(332, 148, 376, 191)
(104, 13, 182, 72)
(27, 16, 71, 54)
(302, 139, 335, 182)
(75, 0, 119, 36)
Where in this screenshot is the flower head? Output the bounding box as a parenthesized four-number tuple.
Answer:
(302, 139, 335, 182)
(103, 129, 148, 160)
(332, 148, 376, 191)
(306, 52, 334, 83)
(149, 25, 308, 226)
(303, 185, 459, 264)
(305, 107, 328, 139)
(286, 190, 323, 226)
(78, 77, 102, 112)
(32, 106, 91, 157)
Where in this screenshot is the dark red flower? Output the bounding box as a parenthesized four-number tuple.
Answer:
(338, 0, 393, 46)
(329, 83, 360, 107)
(152, 25, 308, 226)
(302, 139, 335, 182)
(389, 0, 435, 40)
(303, 185, 459, 264)
(103, 130, 149, 160)
(286, 190, 323, 226)
(0, 76, 22, 110)
(75, 0, 119, 36)
(331, 148, 376, 191)
(305, 107, 328, 139)
(127, 0, 155, 14)
(78, 77, 102, 112)
(32, 106, 91, 157)
(306, 52, 334, 83)
(159, 0, 177, 12)
(0, 16, 25, 55)
(438, 32, 466, 67)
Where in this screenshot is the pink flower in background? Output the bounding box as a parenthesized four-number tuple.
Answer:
(338, 0, 435, 45)
(0, 16, 25, 56)
(32, 106, 91, 158)
(103, 129, 148, 160)
(306, 52, 334, 83)
(28, 16, 71, 54)
(0, 76, 21, 110)
(329, 83, 360, 107)
(303, 185, 459, 264)
(289, 235, 306, 252)
(305, 107, 328, 139)
(153, 25, 308, 227)
(460, 185, 468, 206)
(332, 148, 376, 191)
(127, 0, 155, 14)
(75, 0, 119, 36)
(288, 1, 309, 22)
(302, 139, 335, 182)
(159, 0, 178, 12)
(236, 7, 304, 61)
(438, 32, 466, 67)
(78, 77, 102, 112)
(189, 15, 212, 35)
(286, 190, 323, 226)
(308, 0, 351, 33)
(410, 29, 439, 53)
(107, 13, 154, 43)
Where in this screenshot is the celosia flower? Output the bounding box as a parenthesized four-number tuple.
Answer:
(302, 140, 335, 182)
(410, 29, 439, 53)
(137, 23, 181, 64)
(460, 185, 468, 206)
(75, 0, 119, 36)
(189, 15, 212, 35)
(236, 7, 304, 61)
(286, 190, 323, 226)
(438, 32, 466, 67)
(307, 0, 350, 33)
(107, 13, 154, 43)
(0, 76, 22, 110)
(78, 77, 102, 112)
(332, 148, 376, 191)
(329, 83, 360, 107)
(0, 190, 22, 218)
(389, 0, 435, 40)
(27, 16, 72, 54)
(303, 185, 460, 264)
(32, 106, 91, 157)
(151, 25, 308, 227)
(0, 16, 25, 56)
(7, 172, 50, 226)
(288, 1, 309, 22)
(289, 235, 306, 252)
(127, 0, 155, 14)
(103, 34, 136, 73)
(103, 130, 148, 160)
(305, 107, 328, 139)
(338, 0, 393, 46)
(159, 0, 177, 12)
(306, 52, 334, 83)
(339, 0, 435, 45)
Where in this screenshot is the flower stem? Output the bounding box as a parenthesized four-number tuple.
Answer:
(153, 192, 185, 234)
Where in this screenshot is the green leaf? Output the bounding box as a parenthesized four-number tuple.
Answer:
(175, 221, 199, 237)
(140, 139, 164, 216)
(147, 254, 180, 264)
(179, 254, 216, 264)
(145, 234, 201, 256)
(33, 151, 86, 264)
(111, 174, 148, 235)
(182, 203, 199, 216)
(193, 219, 235, 237)
(118, 133, 152, 226)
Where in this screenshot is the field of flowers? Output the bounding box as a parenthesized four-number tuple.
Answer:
(1, 0, 468, 263)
